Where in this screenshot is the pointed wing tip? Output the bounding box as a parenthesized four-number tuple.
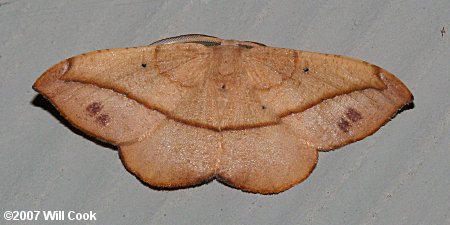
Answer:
(33, 59, 71, 94)
(380, 68, 414, 104)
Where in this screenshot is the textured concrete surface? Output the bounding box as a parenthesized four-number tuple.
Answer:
(1, 0, 449, 224)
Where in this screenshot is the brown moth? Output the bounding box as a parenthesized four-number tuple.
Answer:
(33, 34, 413, 194)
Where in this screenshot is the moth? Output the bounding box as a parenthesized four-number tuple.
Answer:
(33, 34, 413, 194)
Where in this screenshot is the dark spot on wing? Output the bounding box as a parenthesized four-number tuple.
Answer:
(86, 102, 103, 116)
(345, 107, 362, 122)
(141, 63, 147, 68)
(96, 114, 111, 126)
(303, 68, 309, 73)
(337, 118, 350, 133)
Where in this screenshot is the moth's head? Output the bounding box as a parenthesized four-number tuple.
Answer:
(149, 34, 266, 49)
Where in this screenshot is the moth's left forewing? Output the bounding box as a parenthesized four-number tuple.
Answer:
(244, 48, 387, 117)
(282, 53, 413, 150)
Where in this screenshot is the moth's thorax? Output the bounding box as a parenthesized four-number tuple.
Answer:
(212, 45, 242, 76)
